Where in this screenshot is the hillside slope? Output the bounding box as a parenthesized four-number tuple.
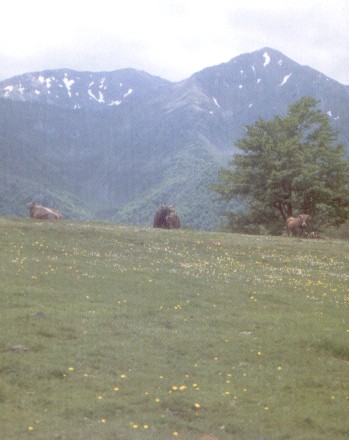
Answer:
(0, 48, 348, 229)
(1, 217, 348, 439)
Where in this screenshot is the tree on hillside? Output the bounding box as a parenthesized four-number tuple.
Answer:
(210, 97, 349, 234)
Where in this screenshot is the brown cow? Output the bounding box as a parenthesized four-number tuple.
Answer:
(27, 202, 62, 220)
(165, 212, 180, 229)
(286, 214, 310, 237)
(153, 205, 174, 228)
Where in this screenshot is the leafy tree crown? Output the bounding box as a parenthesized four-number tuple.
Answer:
(211, 97, 349, 234)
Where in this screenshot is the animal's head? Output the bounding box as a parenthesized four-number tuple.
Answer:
(299, 214, 310, 228)
(160, 205, 174, 215)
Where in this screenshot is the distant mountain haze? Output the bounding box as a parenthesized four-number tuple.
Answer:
(0, 48, 348, 229)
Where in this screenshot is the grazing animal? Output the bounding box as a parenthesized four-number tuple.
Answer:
(153, 205, 180, 229)
(27, 202, 62, 220)
(286, 214, 310, 237)
(153, 205, 174, 228)
(165, 212, 180, 229)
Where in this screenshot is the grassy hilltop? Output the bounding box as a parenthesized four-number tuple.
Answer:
(0, 218, 348, 440)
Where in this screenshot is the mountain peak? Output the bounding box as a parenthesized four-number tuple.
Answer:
(0, 48, 348, 229)
(0, 47, 347, 120)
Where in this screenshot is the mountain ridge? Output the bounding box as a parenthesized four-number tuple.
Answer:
(1, 47, 348, 111)
(0, 48, 348, 229)
(0, 67, 171, 109)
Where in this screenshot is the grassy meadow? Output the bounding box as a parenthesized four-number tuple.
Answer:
(0, 217, 348, 440)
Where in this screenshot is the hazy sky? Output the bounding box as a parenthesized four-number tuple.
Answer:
(1, 0, 348, 84)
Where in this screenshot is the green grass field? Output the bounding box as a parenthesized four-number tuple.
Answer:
(1, 217, 348, 440)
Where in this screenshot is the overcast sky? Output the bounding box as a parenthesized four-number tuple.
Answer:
(1, 0, 348, 84)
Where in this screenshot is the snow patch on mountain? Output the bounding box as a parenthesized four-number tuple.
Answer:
(263, 52, 271, 67)
(280, 73, 292, 86)
(88, 89, 105, 103)
(124, 88, 133, 97)
(4, 85, 13, 97)
(213, 97, 220, 108)
(63, 75, 75, 97)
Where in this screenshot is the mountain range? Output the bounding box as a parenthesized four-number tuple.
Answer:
(1, 47, 348, 229)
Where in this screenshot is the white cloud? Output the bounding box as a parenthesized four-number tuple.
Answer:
(0, 0, 348, 84)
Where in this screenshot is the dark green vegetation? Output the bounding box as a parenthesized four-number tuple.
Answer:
(1, 217, 348, 439)
(211, 97, 349, 235)
(0, 96, 227, 230)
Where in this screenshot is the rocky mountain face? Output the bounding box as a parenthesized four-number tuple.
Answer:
(1, 48, 348, 229)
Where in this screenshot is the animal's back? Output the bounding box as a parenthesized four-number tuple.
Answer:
(28, 202, 62, 220)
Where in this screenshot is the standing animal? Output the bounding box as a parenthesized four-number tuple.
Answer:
(27, 202, 62, 220)
(153, 205, 181, 229)
(153, 205, 174, 228)
(165, 211, 180, 229)
(286, 214, 310, 237)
